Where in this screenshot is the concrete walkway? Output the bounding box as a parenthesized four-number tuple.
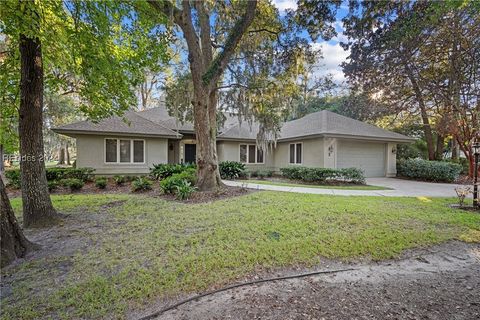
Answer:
(224, 178, 464, 197)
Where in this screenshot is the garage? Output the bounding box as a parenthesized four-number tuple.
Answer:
(337, 140, 386, 177)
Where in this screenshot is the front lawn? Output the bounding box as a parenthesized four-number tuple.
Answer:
(2, 192, 479, 319)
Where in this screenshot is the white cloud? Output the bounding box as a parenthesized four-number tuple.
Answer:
(272, 0, 297, 12)
(310, 42, 350, 84)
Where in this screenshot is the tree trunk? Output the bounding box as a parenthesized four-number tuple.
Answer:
(435, 135, 444, 160)
(65, 143, 71, 165)
(57, 145, 65, 165)
(193, 89, 223, 191)
(0, 176, 38, 267)
(0, 144, 4, 175)
(19, 34, 59, 228)
(404, 64, 435, 160)
(451, 138, 458, 160)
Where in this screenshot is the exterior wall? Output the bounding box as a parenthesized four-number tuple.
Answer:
(217, 141, 275, 171)
(386, 142, 397, 177)
(323, 137, 337, 168)
(167, 140, 180, 164)
(273, 137, 324, 170)
(76, 134, 168, 175)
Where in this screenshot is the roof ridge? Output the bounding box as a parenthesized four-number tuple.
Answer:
(131, 112, 181, 137)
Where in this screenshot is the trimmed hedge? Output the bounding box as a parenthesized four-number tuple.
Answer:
(280, 166, 366, 184)
(219, 161, 246, 180)
(397, 159, 462, 182)
(5, 167, 94, 189)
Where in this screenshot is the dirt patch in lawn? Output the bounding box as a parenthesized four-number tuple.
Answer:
(136, 241, 480, 320)
(157, 185, 256, 204)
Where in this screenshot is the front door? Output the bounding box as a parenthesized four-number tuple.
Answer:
(184, 144, 196, 164)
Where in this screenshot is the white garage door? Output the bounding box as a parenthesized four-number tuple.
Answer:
(337, 140, 386, 177)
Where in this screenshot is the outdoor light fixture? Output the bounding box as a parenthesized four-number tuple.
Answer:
(392, 147, 397, 154)
(473, 139, 480, 209)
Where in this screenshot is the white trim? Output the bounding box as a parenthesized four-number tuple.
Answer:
(104, 138, 146, 165)
(238, 143, 265, 164)
(289, 142, 303, 165)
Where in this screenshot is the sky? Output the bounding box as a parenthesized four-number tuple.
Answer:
(272, 0, 350, 85)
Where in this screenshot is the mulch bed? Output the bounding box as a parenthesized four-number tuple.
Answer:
(6, 181, 256, 204)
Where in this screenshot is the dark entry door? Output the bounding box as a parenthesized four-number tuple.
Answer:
(184, 144, 196, 164)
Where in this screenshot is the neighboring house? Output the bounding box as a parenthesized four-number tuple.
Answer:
(53, 105, 414, 177)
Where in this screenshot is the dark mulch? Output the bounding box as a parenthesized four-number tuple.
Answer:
(6, 181, 255, 204)
(157, 185, 255, 204)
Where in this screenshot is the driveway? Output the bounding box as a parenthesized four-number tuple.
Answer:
(223, 178, 464, 197)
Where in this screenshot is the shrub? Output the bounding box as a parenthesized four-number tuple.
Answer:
(46, 167, 95, 182)
(150, 163, 196, 180)
(280, 166, 366, 184)
(5, 170, 21, 188)
(60, 178, 84, 191)
(160, 170, 197, 194)
(397, 159, 462, 182)
(47, 181, 58, 192)
(95, 177, 108, 189)
(257, 171, 267, 179)
(113, 175, 126, 185)
(175, 180, 197, 200)
(219, 161, 246, 180)
(249, 170, 259, 178)
(131, 177, 153, 192)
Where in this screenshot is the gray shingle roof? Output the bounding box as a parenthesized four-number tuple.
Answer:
(54, 106, 413, 142)
(279, 110, 414, 142)
(52, 111, 180, 138)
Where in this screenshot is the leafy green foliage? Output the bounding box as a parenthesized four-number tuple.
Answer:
(0, 0, 171, 143)
(397, 159, 462, 183)
(175, 180, 197, 200)
(5, 169, 21, 188)
(160, 171, 197, 194)
(60, 178, 84, 191)
(280, 166, 366, 184)
(45, 167, 95, 182)
(219, 161, 246, 180)
(113, 175, 126, 185)
(150, 163, 196, 180)
(94, 177, 107, 189)
(47, 180, 58, 192)
(131, 177, 153, 192)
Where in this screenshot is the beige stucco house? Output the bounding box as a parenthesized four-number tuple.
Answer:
(53, 106, 414, 177)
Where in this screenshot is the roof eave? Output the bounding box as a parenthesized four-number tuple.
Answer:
(51, 128, 182, 139)
(278, 133, 415, 143)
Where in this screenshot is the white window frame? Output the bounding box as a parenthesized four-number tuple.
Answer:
(239, 144, 265, 164)
(104, 138, 145, 164)
(289, 142, 303, 165)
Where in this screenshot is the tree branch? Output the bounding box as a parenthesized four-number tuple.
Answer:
(202, 0, 258, 87)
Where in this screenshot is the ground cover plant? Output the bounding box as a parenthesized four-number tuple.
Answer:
(2, 192, 479, 319)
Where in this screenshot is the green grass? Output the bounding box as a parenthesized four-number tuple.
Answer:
(2, 192, 479, 319)
(239, 179, 392, 190)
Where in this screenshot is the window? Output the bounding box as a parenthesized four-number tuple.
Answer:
(105, 139, 117, 163)
(248, 145, 256, 164)
(239, 145, 247, 163)
(120, 140, 131, 163)
(289, 143, 302, 164)
(105, 139, 144, 164)
(239, 144, 264, 164)
(133, 140, 144, 163)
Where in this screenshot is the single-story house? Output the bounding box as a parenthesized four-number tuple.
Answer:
(53, 105, 414, 177)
